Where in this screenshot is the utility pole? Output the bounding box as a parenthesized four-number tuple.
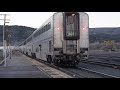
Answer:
(8, 34, 11, 59)
(0, 14, 10, 67)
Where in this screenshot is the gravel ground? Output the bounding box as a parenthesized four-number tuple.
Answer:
(89, 50, 120, 65)
(89, 50, 120, 56)
(77, 50, 120, 78)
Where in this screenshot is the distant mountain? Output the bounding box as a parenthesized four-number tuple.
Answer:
(0, 25, 36, 46)
(0, 26, 120, 46)
(89, 27, 120, 43)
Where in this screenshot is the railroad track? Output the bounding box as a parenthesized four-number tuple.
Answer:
(35, 58, 118, 78)
(35, 59, 85, 78)
(82, 60, 120, 69)
(52, 65, 119, 78)
(23, 53, 120, 78)
(77, 66, 119, 78)
(62, 67, 112, 78)
(31, 57, 103, 78)
(24, 55, 81, 78)
(89, 55, 120, 66)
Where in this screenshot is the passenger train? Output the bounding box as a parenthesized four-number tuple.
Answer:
(18, 12, 89, 66)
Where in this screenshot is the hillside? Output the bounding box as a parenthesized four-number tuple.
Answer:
(89, 27, 120, 43)
(0, 26, 120, 46)
(0, 25, 36, 46)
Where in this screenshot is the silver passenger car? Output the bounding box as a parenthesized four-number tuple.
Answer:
(19, 12, 89, 66)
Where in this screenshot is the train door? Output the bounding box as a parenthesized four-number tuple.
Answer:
(63, 12, 79, 54)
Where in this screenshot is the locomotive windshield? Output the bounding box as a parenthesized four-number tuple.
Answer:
(64, 12, 79, 40)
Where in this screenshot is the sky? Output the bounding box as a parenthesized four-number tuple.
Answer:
(0, 12, 120, 28)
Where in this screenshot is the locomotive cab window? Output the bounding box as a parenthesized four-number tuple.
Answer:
(64, 12, 79, 40)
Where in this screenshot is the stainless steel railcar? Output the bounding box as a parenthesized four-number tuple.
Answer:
(19, 12, 89, 66)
